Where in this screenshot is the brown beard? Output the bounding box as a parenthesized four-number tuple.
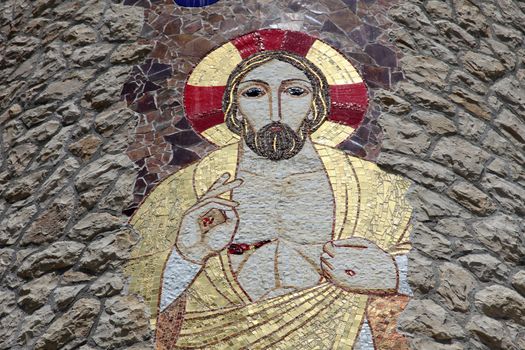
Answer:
(242, 120, 309, 161)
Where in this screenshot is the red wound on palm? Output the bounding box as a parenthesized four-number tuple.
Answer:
(345, 269, 357, 277)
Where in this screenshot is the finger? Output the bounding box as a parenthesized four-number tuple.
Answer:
(322, 241, 335, 258)
(333, 237, 373, 249)
(202, 179, 243, 199)
(320, 256, 334, 270)
(192, 197, 239, 212)
(208, 172, 231, 191)
(321, 252, 333, 261)
(321, 262, 336, 280)
(187, 202, 236, 219)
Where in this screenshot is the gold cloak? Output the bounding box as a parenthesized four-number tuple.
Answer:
(124, 122, 413, 348)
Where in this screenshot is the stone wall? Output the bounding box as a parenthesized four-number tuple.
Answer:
(0, 1, 152, 349)
(0, 0, 523, 349)
(380, 1, 525, 349)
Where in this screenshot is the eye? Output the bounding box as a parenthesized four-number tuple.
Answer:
(285, 86, 309, 97)
(242, 87, 266, 98)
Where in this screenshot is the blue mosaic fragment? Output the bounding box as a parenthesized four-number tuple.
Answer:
(174, 0, 220, 7)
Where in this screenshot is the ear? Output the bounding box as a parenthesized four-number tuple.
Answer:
(235, 111, 244, 121)
(305, 111, 314, 121)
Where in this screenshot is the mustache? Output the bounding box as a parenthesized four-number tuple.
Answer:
(242, 121, 309, 161)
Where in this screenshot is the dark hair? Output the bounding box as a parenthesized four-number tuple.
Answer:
(223, 51, 330, 135)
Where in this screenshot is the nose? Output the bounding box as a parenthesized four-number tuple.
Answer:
(269, 89, 280, 122)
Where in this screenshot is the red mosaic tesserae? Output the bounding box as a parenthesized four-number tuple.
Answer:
(184, 29, 369, 136)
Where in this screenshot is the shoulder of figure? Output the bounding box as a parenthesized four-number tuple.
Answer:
(129, 161, 199, 224)
(193, 143, 240, 198)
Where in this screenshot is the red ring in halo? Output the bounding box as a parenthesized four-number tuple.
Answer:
(184, 29, 369, 136)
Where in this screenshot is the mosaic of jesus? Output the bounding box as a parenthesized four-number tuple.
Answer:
(125, 29, 413, 350)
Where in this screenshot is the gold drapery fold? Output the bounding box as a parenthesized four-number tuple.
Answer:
(125, 163, 198, 319)
(314, 143, 412, 252)
(170, 252, 368, 350)
(125, 127, 413, 325)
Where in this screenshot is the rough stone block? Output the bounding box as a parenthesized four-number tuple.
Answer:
(447, 181, 496, 215)
(34, 298, 101, 350)
(17, 241, 85, 279)
(459, 254, 510, 282)
(398, 299, 465, 340)
(436, 263, 477, 312)
(92, 296, 150, 349)
(472, 214, 525, 263)
(431, 136, 490, 180)
(460, 51, 505, 81)
(475, 285, 525, 326)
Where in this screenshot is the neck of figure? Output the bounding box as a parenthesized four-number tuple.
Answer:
(237, 136, 324, 177)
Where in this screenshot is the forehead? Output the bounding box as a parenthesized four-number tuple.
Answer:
(241, 59, 310, 84)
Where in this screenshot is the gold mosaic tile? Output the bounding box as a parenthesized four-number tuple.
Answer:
(125, 29, 413, 350)
(306, 40, 363, 85)
(188, 42, 243, 87)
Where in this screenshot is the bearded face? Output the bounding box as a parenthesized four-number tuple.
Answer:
(242, 120, 310, 161)
(232, 59, 316, 161)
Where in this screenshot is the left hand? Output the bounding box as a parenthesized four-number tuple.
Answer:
(320, 238, 398, 294)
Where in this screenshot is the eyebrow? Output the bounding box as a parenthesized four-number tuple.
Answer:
(239, 79, 268, 85)
(281, 79, 311, 84)
(239, 78, 311, 85)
